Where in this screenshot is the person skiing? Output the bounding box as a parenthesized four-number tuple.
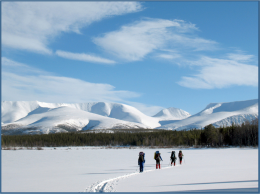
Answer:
(138, 152, 145, 172)
(154, 151, 163, 169)
(170, 151, 177, 166)
(178, 150, 184, 165)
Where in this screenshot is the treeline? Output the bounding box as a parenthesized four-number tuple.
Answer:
(1, 119, 258, 147)
(201, 118, 258, 147)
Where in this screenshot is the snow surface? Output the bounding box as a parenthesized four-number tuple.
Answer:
(2, 147, 258, 192)
(157, 99, 258, 130)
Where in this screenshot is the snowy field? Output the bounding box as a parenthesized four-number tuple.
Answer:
(2, 147, 258, 192)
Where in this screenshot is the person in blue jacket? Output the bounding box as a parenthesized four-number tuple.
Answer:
(138, 152, 145, 172)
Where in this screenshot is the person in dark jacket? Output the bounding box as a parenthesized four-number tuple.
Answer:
(178, 150, 184, 164)
(170, 151, 177, 166)
(154, 151, 163, 169)
(138, 152, 145, 172)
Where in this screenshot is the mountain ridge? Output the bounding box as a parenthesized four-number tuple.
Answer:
(152, 107, 191, 121)
(157, 99, 258, 130)
(1, 99, 258, 135)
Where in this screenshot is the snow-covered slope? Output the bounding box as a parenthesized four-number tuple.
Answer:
(2, 106, 149, 135)
(157, 99, 258, 130)
(2, 99, 258, 134)
(1, 101, 160, 135)
(2, 101, 41, 124)
(2, 101, 160, 128)
(212, 114, 258, 128)
(152, 107, 191, 121)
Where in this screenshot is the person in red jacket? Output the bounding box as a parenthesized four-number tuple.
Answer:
(154, 151, 163, 169)
(178, 150, 184, 164)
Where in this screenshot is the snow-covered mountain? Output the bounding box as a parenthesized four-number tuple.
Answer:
(152, 107, 191, 121)
(1, 101, 160, 135)
(2, 106, 149, 135)
(1, 99, 258, 135)
(157, 99, 258, 130)
(2, 101, 160, 128)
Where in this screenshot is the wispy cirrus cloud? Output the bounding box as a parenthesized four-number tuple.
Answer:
(56, 50, 116, 64)
(2, 57, 139, 103)
(93, 18, 217, 61)
(227, 53, 255, 62)
(2, 2, 143, 54)
(93, 17, 256, 90)
(177, 54, 258, 89)
(157, 53, 181, 60)
(2, 57, 163, 116)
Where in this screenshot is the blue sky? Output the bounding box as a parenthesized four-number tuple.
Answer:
(2, 1, 258, 116)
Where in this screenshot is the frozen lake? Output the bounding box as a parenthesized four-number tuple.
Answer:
(2, 147, 258, 192)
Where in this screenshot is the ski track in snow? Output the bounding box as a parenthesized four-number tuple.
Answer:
(84, 165, 175, 192)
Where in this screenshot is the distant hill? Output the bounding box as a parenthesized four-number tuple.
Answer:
(157, 99, 258, 130)
(1, 99, 258, 135)
(1, 101, 160, 135)
(153, 107, 191, 121)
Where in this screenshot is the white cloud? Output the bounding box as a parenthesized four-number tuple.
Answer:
(3, 72, 140, 103)
(169, 35, 218, 51)
(227, 53, 254, 62)
(177, 55, 258, 89)
(93, 18, 217, 61)
(56, 50, 116, 64)
(2, 2, 143, 54)
(157, 53, 181, 60)
(2, 57, 50, 75)
(178, 76, 213, 89)
(2, 57, 163, 116)
(2, 57, 140, 103)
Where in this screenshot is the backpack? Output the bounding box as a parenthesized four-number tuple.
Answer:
(138, 152, 145, 163)
(154, 151, 159, 160)
(138, 155, 144, 162)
